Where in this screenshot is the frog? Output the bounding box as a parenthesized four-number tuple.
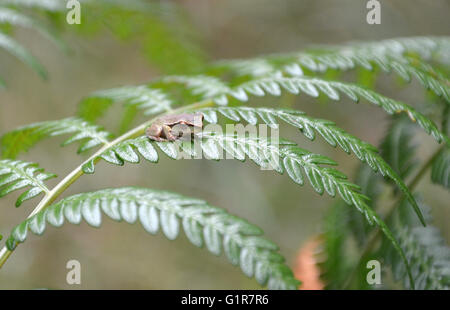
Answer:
(145, 112, 204, 142)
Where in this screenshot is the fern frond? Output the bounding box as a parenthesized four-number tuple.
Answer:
(79, 133, 414, 286)
(78, 85, 173, 123)
(382, 198, 450, 289)
(0, 118, 113, 159)
(215, 37, 450, 102)
(197, 106, 424, 224)
(5, 187, 300, 289)
(167, 74, 449, 145)
(0, 159, 56, 207)
(0, 32, 46, 78)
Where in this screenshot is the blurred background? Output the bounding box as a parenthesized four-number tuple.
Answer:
(0, 0, 449, 289)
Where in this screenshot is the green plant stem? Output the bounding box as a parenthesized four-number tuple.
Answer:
(0, 100, 213, 269)
(343, 146, 445, 289)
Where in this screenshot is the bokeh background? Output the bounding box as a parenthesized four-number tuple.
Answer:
(0, 0, 449, 289)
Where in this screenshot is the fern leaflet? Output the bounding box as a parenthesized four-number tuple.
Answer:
(0, 159, 56, 207)
(0, 118, 113, 159)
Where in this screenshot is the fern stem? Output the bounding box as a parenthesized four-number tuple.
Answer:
(0, 100, 214, 268)
(344, 145, 445, 289)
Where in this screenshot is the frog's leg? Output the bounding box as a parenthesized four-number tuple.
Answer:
(146, 124, 165, 141)
(162, 125, 178, 141)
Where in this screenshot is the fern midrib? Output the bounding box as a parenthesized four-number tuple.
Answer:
(0, 99, 214, 268)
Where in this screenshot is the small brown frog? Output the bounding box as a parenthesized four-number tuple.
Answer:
(146, 112, 204, 142)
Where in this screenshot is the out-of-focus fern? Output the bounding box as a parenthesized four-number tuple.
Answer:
(5, 187, 300, 290)
(432, 148, 450, 189)
(75, 0, 206, 74)
(0, 1, 67, 80)
(317, 201, 351, 289)
(381, 198, 450, 289)
(432, 106, 450, 189)
(380, 116, 418, 180)
(0, 0, 206, 83)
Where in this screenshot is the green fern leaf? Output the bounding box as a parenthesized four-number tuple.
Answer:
(79, 86, 173, 124)
(0, 159, 56, 207)
(0, 118, 113, 159)
(197, 106, 424, 224)
(6, 187, 300, 290)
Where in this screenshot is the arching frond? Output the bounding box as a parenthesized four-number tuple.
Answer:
(0, 118, 113, 159)
(6, 187, 300, 290)
(215, 37, 450, 102)
(197, 106, 424, 225)
(79, 133, 414, 287)
(167, 75, 450, 143)
(0, 159, 56, 207)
